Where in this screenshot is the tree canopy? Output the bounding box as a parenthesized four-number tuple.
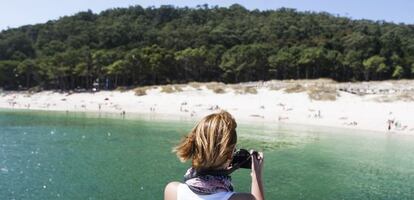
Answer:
(1, 4, 414, 90)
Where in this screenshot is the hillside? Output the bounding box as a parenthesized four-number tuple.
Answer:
(1, 4, 414, 90)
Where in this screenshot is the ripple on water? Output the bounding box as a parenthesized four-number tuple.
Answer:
(237, 128, 319, 151)
(1, 167, 8, 173)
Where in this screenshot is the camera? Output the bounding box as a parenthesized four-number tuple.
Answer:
(231, 149, 258, 169)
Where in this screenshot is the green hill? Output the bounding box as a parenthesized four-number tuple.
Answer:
(1, 4, 413, 90)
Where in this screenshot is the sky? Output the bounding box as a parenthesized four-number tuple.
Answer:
(0, 0, 413, 31)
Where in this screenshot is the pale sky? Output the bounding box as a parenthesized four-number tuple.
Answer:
(1, 0, 413, 31)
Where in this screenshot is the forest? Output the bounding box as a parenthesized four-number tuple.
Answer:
(0, 4, 414, 90)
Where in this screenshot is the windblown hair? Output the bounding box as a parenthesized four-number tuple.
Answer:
(174, 110, 237, 171)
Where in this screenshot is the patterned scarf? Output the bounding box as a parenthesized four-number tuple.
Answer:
(183, 168, 234, 195)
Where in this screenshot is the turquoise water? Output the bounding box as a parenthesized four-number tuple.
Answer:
(1, 110, 414, 199)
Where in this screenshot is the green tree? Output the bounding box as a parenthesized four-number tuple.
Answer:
(16, 59, 37, 88)
(268, 48, 296, 79)
(220, 44, 270, 82)
(105, 60, 129, 88)
(343, 50, 364, 81)
(140, 45, 175, 84)
(92, 50, 120, 89)
(362, 55, 386, 80)
(0, 60, 19, 89)
(175, 46, 210, 81)
(392, 65, 404, 79)
(297, 47, 328, 79)
(125, 48, 146, 85)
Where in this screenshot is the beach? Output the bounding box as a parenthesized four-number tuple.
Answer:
(1, 79, 414, 134)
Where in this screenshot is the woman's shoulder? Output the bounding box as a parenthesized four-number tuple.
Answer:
(164, 182, 180, 200)
(229, 193, 255, 200)
(165, 182, 250, 200)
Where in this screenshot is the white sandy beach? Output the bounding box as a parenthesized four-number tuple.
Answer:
(1, 80, 414, 134)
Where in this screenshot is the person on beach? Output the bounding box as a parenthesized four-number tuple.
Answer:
(387, 120, 392, 131)
(387, 112, 395, 131)
(164, 111, 265, 200)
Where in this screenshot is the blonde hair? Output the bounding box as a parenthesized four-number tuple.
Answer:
(174, 110, 237, 171)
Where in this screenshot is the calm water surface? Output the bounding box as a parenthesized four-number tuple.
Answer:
(1, 109, 414, 199)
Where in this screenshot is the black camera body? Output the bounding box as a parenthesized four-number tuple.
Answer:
(231, 149, 258, 169)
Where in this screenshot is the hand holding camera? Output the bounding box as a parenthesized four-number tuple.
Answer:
(251, 150, 264, 180)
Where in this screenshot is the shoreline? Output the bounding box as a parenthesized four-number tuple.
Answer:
(1, 80, 414, 135)
(0, 106, 395, 137)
